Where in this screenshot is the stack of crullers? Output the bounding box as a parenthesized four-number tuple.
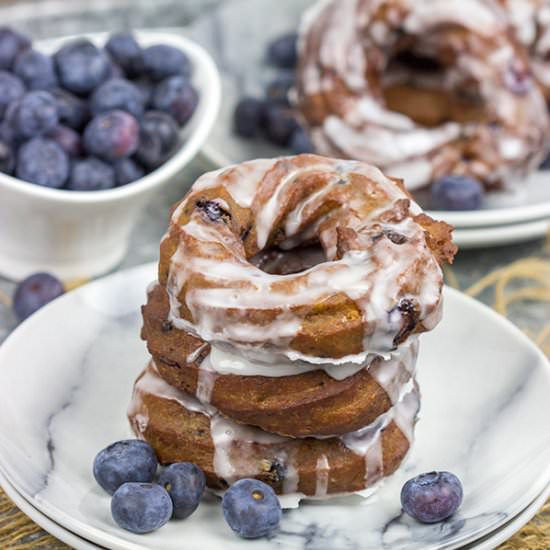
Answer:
(129, 154, 456, 498)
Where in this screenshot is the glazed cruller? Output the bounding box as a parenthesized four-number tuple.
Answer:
(129, 154, 456, 499)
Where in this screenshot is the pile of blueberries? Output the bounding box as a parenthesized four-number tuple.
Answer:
(93, 439, 464, 539)
(93, 440, 282, 538)
(0, 27, 198, 191)
(233, 32, 313, 154)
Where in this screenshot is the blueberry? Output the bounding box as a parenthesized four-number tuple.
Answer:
(290, 126, 314, 154)
(0, 27, 30, 70)
(13, 49, 57, 90)
(11, 91, 59, 140)
(106, 58, 126, 79)
(13, 272, 64, 322)
(67, 157, 116, 191)
(93, 440, 158, 495)
(16, 138, 69, 189)
(142, 44, 191, 81)
(540, 150, 550, 170)
(134, 110, 179, 169)
(152, 75, 198, 126)
(0, 141, 15, 174)
(267, 32, 298, 69)
(196, 199, 231, 222)
(114, 158, 144, 186)
(233, 97, 266, 138)
(431, 175, 484, 211)
(54, 39, 110, 94)
(504, 60, 532, 96)
(83, 110, 139, 161)
(263, 103, 299, 146)
(49, 125, 81, 157)
(90, 78, 144, 119)
(111, 482, 172, 534)
(133, 77, 155, 107)
(50, 88, 89, 130)
(0, 121, 14, 144)
(0, 71, 24, 117)
(105, 32, 143, 77)
(157, 462, 205, 519)
(401, 471, 463, 524)
(222, 479, 282, 539)
(265, 73, 295, 106)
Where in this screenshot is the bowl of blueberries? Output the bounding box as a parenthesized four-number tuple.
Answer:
(0, 27, 221, 280)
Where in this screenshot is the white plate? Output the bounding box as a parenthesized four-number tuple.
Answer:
(453, 218, 550, 249)
(0, 470, 102, 550)
(465, 482, 550, 550)
(183, 0, 550, 231)
(3, 469, 550, 550)
(0, 263, 549, 549)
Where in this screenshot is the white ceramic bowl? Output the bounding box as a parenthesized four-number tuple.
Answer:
(0, 30, 221, 281)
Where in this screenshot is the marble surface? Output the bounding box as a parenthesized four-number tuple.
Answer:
(0, 265, 549, 550)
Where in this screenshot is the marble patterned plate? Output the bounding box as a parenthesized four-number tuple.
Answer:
(3, 468, 550, 550)
(0, 263, 549, 550)
(452, 218, 550, 249)
(3, 469, 550, 550)
(183, 0, 550, 231)
(0, 470, 103, 550)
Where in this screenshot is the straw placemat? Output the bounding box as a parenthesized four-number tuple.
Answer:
(0, 252, 549, 549)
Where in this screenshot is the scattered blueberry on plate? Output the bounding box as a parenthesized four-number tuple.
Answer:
(401, 471, 463, 524)
(265, 73, 295, 106)
(263, 102, 299, 146)
(289, 126, 314, 154)
(12, 272, 64, 321)
(93, 439, 158, 495)
(158, 462, 206, 519)
(232, 32, 310, 154)
(0, 27, 198, 190)
(431, 175, 485, 211)
(222, 478, 282, 539)
(111, 482, 173, 534)
(93, 439, 214, 536)
(266, 32, 298, 69)
(539, 149, 550, 170)
(233, 96, 266, 138)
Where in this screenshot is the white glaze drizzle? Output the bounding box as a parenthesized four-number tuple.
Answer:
(130, 362, 419, 494)
(195, 365, 216, 404)
(314, 455, 330, 497)
(297, 0, 549, 189)
(200, 337, 415, 380)
(165, 157, 443, 365)
(506, 0, 550, 91)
